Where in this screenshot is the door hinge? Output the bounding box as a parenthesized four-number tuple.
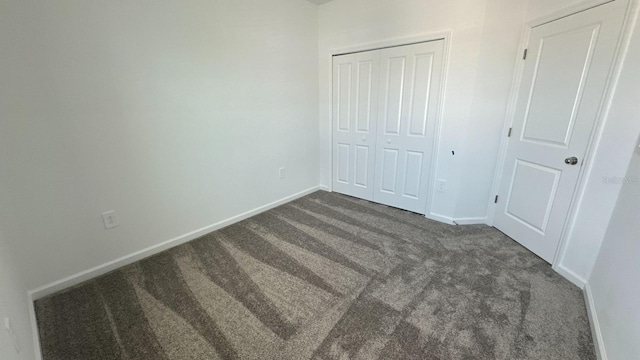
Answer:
(494, 195, 499, 204)
(523, 49, 528, 60)
(507, 128, 512, 137)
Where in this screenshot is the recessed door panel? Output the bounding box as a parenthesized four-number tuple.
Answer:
(408, 54, 434, 137)
(337, 63, 352, 132)
(383, 57, 405, 135)
(336, 143, 350, 184)
(357, 60, 374, 132)
(494, 1, 626, 262)
(381, 149, 399, 193)
(354, 145, 370, 187)
(404, 151, 424, 199)
(505, 160, 560, 233)
(522, 25, 600, 147)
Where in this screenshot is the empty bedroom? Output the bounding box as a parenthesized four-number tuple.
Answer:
(1, 0, 638, 359)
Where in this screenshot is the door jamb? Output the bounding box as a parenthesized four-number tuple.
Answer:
(486, 0, 637, 280)
(328, 31, 452, 217)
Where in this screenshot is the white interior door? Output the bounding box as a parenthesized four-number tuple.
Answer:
(494, 1, 626, 262)
(332, 50, 379, 200)
(373, 41, 444, 214)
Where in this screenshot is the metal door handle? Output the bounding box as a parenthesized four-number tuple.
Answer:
(564, 156, 579, 165)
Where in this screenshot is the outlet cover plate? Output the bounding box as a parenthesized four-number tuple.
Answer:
(102, 211, 119, 229)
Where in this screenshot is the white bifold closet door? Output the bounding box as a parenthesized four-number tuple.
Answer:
(332, 41, 444, 214)
(332, 50, 380, 201)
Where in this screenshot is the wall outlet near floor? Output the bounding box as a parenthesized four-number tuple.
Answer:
(437, 179, 447, 193)
(4, 317, 20, 353)
(279, 167, 286, 179)
(102, 210, 119, 229)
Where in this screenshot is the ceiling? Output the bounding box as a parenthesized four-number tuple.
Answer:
(306, 0, 335, 5)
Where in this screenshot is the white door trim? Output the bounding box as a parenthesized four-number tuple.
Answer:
(328, 31, 452, 218)
(528, 0, 617, 28)
(487, 0, 637, 285)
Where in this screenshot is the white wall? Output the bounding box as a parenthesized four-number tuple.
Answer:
(457, 0, 528, 219)
(525, 0, 585, 19)
(0, 0, 319, 291)
(318, 0, 529, 222)
(0, 231, 35, 360)
(587, 15, 640, 360)
(588, 150, 640, 359)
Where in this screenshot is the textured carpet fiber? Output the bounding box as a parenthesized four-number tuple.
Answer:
(35, 191, 595, 359)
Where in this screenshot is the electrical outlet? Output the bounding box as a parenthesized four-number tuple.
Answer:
(279, 167, 286, 179)
(102, 210, 119, 229)
(437, 179, 447, 193)
(4, 317, 20, 353)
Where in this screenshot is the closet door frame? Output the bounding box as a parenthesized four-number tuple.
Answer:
(329, 31, 451, 217)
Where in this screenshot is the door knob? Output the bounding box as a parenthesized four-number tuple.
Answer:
(564, 156, 579, 165)
(361, 136, 366, 141)
(386, 139, 391, 144)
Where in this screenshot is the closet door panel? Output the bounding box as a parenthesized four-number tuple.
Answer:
(332, 50, 380, 200)
(373, 40, 444, 214)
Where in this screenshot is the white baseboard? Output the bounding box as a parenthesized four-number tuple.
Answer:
(426, 212, 455, 225)
(554, 263, 587, 288)
(28, 186, 322, 301)
(27, 291, 43, 360)
(451, 217, 488, 225)
(584, 282, 607, 360)
(426, 213, 488, 226)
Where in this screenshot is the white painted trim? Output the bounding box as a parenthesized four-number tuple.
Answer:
(328, 30, 453, 218)
(528, 0, 616, 27)
(327, 48, 334, 194)
(452, 217, 488, 226)
(27, 186, 323, 300)
(329, 31, 451, 57)
(555, 264, 587, 288)
(584, 282, 608, 360)
(425, 213, 455, 225)
(27, 292, 43, 360)
(318, 184, 331, 192)
(425, 31, 453, 219)
(426, 214, 487, 226)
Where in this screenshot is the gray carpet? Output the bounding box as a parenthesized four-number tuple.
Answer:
(35, 191, 595, 360)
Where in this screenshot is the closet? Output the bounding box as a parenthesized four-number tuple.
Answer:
(332, 40, 444, 214)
